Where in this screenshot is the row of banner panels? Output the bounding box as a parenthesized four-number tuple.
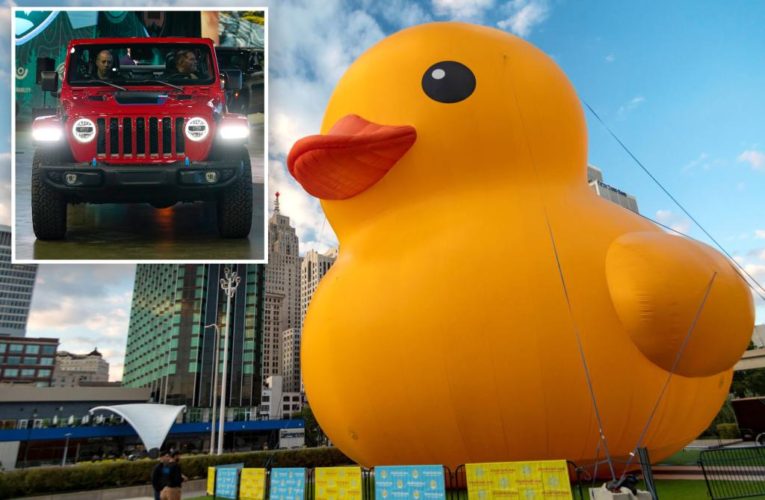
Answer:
(206, 459, 574, 499)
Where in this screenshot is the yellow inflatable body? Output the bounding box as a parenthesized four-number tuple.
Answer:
(287, 22, 754, 471)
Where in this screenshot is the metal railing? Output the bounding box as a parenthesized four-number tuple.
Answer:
(699, 446, 765, 499)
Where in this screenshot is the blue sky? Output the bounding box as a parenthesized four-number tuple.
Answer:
(1, 0, 763, 378)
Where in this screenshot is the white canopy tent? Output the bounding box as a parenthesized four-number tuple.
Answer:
(90, 403, 186, 451)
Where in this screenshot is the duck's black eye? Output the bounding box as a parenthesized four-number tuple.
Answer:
(422, 61, 476, 104)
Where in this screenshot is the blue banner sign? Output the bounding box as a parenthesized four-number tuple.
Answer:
(215, 467, 240, 499)
(375, 465, 446, 499)
(269, 467, 306, 500)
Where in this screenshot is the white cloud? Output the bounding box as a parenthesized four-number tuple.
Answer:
(27, 264, 134, 380)
(655, 209, 691, 234)
(681, 152, 709, 172)
(618, 95, 645, 116)
(433, 0, 494, 20)
(268, 1, 388, 161)
(497, 0, 549, 38)
(737, 149, 765, 171)
(605, 53, 615, 63)
(369, 0, 432, 28)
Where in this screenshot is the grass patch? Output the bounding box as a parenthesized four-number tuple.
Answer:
(645, 480, 708, 500)
(656, 448, 702, 466)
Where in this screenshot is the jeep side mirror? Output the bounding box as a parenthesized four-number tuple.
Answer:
(40, 71, 59, 93)
(36, 57, 56, 83)
(224, 70, 242, 91)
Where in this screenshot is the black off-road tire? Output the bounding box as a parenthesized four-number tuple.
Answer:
(31, 149, 68, 240)
(217, 147, 253, 238)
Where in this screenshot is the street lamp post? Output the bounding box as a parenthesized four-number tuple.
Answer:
(217, 267, 241, 455)
(204, 323, 220, 455)
(62, 433, 72, 466)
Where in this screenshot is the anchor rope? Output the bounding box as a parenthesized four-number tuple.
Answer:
(544, 215, 618, 481)
(618, 272, 717, 481)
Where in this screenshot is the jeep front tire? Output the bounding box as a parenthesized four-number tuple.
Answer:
(31, 149, 68, 240)
(217, 147, 253, 238)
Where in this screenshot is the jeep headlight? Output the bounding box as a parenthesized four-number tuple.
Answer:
(72, 118, 96, 143)
(219, 123, 250, 140)
(32, 125, 63, 142)
(185, 117, 209, 142)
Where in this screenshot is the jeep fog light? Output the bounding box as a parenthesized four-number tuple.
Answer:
(72, 118, 96, 143)
(32, 126, 63, 142)
(185, 117, 209, 142)
(219, 124, 250, 140)
(205, 171, 219, 183)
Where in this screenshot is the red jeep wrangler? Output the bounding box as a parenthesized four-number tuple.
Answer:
(31, 37, 253, 239)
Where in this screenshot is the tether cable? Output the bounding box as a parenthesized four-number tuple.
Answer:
(510, 67, 617, 478)
(583, 101, 765, 301)
(617, 272, 717, 482)
(545, 215, 618, 481)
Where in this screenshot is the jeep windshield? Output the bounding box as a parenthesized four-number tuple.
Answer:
(67, 43, 215, 87)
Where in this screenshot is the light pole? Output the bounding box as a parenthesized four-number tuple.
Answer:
(62, 433, 71, 466)
(204, 323, 220, 455)
(218, 266, 240, 455)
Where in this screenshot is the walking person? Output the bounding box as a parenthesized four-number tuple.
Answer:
(160, 451, 187, 500)
(151, 451, 171, 500)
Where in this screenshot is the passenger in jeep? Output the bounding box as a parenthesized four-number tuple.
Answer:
(174, 50, 199, 79)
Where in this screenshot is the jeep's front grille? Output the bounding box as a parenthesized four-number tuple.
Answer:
(95, 116, 187, 159)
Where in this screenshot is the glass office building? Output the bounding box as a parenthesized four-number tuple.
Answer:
(0, 226, 38, 337)
(123, 264, 265, 409)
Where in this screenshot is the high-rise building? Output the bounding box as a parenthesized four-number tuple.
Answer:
(281, 328, 301, 392)
(0, 336, 58, 386)
(264, 194, 301, 380)
(587, 165, 639, 214)
(258, 375, 302, 420)
(753, 324, 765, 348)
(52, 348, 110, 387)
(284, 248, 338, 393)
(0, 226, 38, 337)
(300, 249, 337, 327)
(122, 264, 265, 410)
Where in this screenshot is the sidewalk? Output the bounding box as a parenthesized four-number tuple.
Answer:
(14, 479, 207, 500)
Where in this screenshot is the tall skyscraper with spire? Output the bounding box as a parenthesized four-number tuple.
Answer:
(264, 193, 302, 382)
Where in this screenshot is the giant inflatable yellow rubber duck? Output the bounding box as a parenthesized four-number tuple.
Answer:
(287, 22, 754, 471)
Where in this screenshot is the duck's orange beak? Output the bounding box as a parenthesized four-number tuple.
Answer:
(287, 114, 417, 200)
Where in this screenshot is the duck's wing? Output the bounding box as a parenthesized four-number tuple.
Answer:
(605, 231, 753, 377)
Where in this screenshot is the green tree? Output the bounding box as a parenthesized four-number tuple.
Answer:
(297, 405, 327, 447)
(731, 368, 765, 398)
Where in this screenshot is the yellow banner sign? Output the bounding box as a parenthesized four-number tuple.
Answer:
(466, 460, 573, 499)
(240, 468, 267, 500)
(315, 466, 363, 499)
(206, 467, 216, 495)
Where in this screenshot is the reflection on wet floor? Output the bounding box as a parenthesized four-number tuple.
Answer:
(14, 121, 266, 261)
